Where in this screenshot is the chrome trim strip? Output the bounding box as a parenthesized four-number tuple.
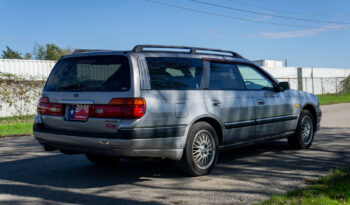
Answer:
(256, 114, 297, 125)
(58, 99, 94, 104)
(224, 120, 255, 129)
(225, 114, 298, 129)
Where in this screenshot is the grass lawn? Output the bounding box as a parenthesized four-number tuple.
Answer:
(0, 115, 34, 137)
(318, 93, 350, 105)
(260, 168, 350, 205)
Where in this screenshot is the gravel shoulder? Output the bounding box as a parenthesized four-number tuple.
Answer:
(0, 103, 349, 204)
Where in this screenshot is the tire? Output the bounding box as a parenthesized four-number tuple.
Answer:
(288, 110, 315, 149)
(85, 154, 119, 165)
(180, 122, 219, 176)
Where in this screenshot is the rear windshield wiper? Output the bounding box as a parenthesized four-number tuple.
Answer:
(59, 84, 84, 90)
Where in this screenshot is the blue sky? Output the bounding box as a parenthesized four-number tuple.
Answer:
(1, 0, 349, 68)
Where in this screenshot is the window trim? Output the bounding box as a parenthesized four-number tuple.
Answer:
(201, 58, 280, 89)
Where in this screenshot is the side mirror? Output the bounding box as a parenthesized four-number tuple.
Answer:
(279, 82, 290, 91)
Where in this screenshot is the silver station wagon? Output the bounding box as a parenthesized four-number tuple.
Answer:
(33, 45, 322, 176)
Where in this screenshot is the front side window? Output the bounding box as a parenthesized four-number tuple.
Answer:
(237, 64, 274, 90)
(209, 63, 245, 90)
(146, 57, 203, 90)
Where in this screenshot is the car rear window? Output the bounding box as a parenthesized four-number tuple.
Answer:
(44, 55, 130, 91)
(146, 57, 203, 90)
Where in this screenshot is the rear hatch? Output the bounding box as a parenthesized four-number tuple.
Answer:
(36, 54, 145, 137)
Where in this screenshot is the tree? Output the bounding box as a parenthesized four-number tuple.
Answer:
(33, 43, 46, 60)
(33, 43, 72, 61)
(24, 52, 32, 60)
(340, 75, 350, 94)
(1, 46, 23, 59)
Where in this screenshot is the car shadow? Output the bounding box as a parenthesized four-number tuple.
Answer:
(0, 127, 349, 204)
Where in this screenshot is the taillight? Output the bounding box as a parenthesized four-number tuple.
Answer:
(37, 97, 64, 116)
(91, 98, 145, 119)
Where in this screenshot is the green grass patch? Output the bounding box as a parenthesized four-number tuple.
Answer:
(0, 115, 34, 137)
(0, 122, 33, 137)
(318, 93, 350, 105)
(260, 168, 350, 205)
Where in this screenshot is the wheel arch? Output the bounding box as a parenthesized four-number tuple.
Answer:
(302, 104, 317, 131)
(190, 115, 224, 145)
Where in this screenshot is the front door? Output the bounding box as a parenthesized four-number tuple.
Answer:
(237, 64, 295, 137)
(204, 61, 256, 145)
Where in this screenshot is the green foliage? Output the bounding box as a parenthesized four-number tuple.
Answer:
(317, 93, 350, 105)
(2, 43, 72, 60)
(1, 46, 23, 59)
(260, 168, 350, 205)
(340, 76, 350, 94)
(33, 43, 72, 61)
(24, 52, 32, 60)
(0, 115, 35, 124)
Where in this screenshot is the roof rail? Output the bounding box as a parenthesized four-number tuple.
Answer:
(72, 49, 110, 54)
(132, 45, 242, 58)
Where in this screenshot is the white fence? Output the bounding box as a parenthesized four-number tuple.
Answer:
(263, 66, 350, 95)
(0, 59, 55, 79)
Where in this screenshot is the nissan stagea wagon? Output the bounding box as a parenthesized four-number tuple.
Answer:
(34, 45, 322, 176)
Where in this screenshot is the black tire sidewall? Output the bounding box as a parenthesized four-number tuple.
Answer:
(296, 110, 315, 148)
(182, 122, 219, 176)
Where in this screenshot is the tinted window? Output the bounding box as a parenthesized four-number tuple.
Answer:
(237, 64, 274, 90)
(45, 55, 130, 91)
(209, 63, 245, 90)
(146, 57, 203, 90)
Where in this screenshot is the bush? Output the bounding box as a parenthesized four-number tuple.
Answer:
(340, 75, 350, 94)
(0, 72, 45, 118)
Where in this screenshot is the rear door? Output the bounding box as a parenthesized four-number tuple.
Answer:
(139, 56, 205, 129)
(236, 64, 295, 137)
(204, 61, 256, 145)
(40, 54, 135, 135)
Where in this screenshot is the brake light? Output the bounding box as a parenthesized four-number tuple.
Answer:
(91, 98, 145, 119)
(37, 97, 64, 116)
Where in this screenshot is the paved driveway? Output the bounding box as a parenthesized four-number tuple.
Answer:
(0, 103, 349, 204)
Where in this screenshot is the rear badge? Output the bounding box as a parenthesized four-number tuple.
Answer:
(74, 94, 79, 97)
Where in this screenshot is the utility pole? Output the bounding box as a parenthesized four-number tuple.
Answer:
(284, 59, 288, 67)
(311, 67, 314, 94)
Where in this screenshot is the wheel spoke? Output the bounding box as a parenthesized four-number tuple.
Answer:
(192, 130, 216, 170)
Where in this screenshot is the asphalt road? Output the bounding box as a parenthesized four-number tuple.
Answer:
(0, 103, 350, 205)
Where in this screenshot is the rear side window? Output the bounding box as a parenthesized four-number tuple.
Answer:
(146, 57, 203, 90)
(45, 55, 130, 91)
(209, 62, 245, 90)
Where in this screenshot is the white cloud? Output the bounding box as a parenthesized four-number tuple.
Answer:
(260, 25, 347, 39)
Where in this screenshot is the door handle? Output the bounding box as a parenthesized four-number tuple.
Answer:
(257, 99, 265, 105)
(212, 100, 221, 106)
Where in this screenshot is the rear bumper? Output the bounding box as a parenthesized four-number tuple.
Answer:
(33, 131, 186, 160)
